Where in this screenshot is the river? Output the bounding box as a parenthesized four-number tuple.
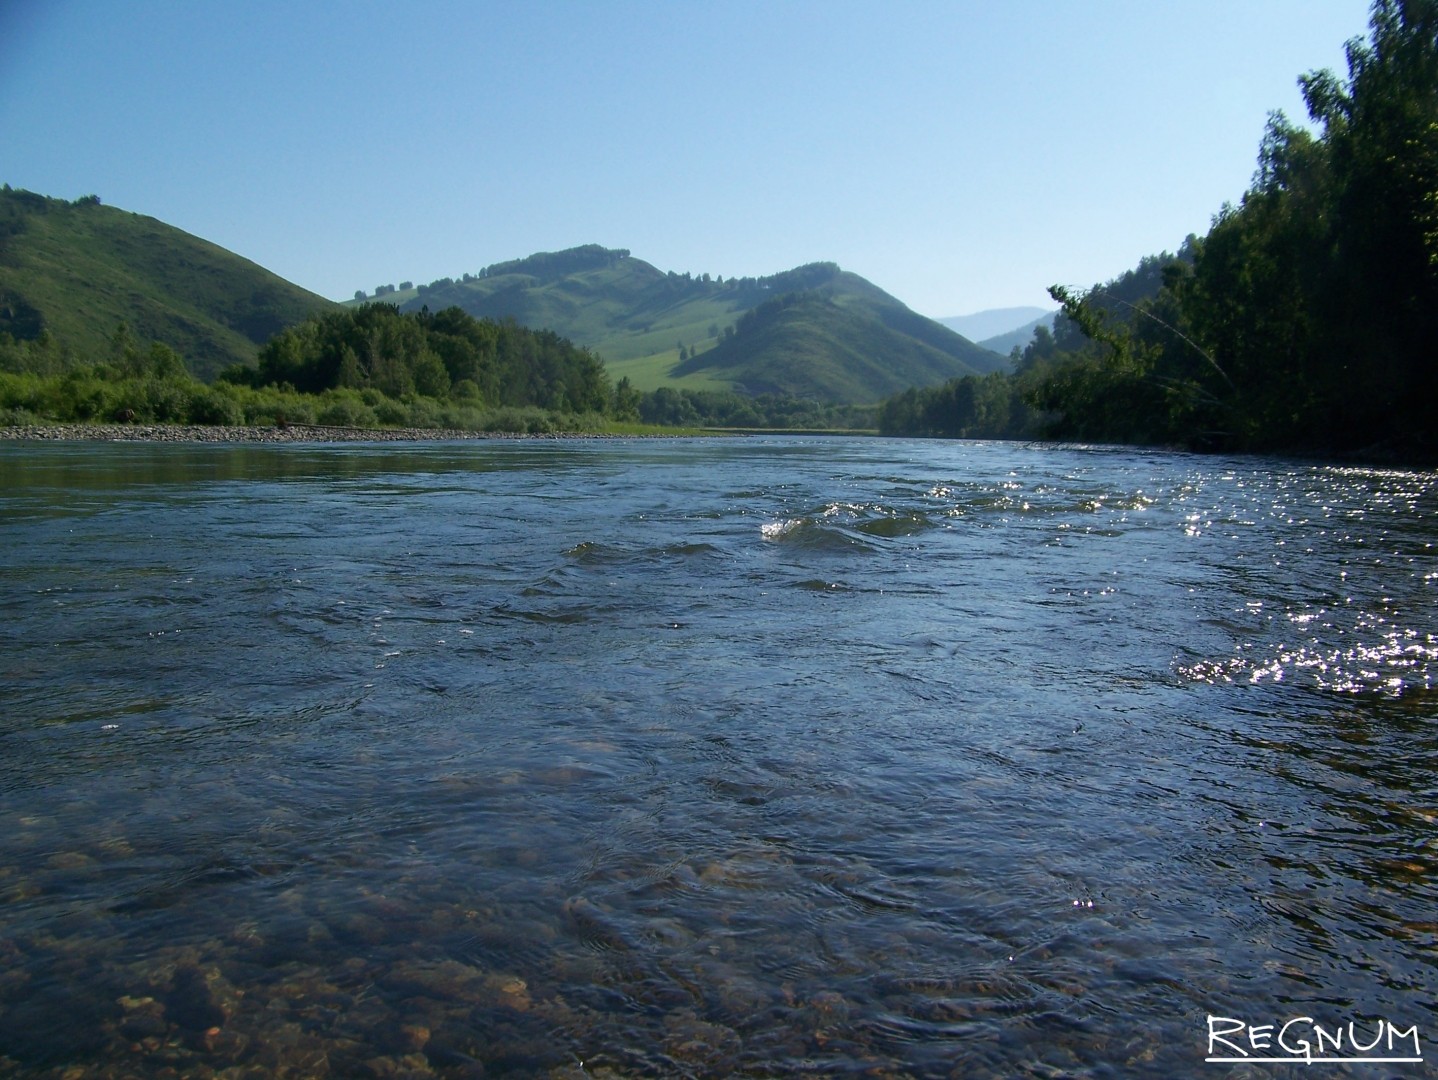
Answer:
(0, 436, 1434, 1078)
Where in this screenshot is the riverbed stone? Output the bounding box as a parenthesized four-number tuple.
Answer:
(116, 993, 168, 1041)
(660, 1011, 742, 1075)
(382, 958, 489, 1001)
(166, 964, 235, 1031)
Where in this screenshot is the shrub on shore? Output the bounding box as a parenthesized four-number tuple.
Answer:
(0, 368, 616, 435)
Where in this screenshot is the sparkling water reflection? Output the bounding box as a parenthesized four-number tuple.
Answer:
(0, 437, 1434, 1078)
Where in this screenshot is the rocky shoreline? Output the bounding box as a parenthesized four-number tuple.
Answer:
(0, 423, 632, 444)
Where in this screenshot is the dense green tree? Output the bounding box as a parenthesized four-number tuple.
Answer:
(1171, 0, 1437, 456)
(611, 376, 642, 421)
(898, 0, 1438, 461)
(243, 303, 612, 414)
(636, 386, 873, 430)
(144, 342, 188, 381)
(108, 321, 141, 376)
(878, 371, 1032, 439)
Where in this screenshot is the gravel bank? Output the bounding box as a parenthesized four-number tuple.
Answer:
(0, 423, 626, 443)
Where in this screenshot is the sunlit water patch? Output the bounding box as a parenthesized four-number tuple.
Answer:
(0, 437, 1434, 1079)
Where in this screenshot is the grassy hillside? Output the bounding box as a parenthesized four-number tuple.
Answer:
(670, 291, 973, 402)
(0, 187, 335, 380)
(389, 246, 751, 391)
(380, 246, 1004, 402)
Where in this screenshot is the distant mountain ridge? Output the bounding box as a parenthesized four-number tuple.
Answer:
(934, 306, 1058, 364)
(978, 312, 1058, 357)
(0, 187, 335, 379)
(372, 247, 1007, 403)
(938, 306, 1054, 343)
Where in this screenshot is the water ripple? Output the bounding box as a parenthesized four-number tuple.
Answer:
(0, 438, 1435, 1078)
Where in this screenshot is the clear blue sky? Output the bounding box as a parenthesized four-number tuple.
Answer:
(3, 0, 1372, 319)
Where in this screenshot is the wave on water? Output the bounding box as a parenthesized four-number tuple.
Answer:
(761, 502, 939, 552)
(564, 539, 726, 566)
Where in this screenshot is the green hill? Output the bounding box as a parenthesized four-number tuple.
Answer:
(378, 246, 1004, 403)
(672, 282, 999, 402)
(0, 187, 335, 380)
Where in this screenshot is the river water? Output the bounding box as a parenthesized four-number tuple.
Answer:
(0, 436, 1434, 1078)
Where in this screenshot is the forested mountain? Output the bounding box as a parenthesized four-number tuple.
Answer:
(368, 247, 1005, 403)
(0, 187, 335, 380)
(882, 0, 1438, 463)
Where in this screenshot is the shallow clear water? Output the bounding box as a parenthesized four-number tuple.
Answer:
(1, 436, 1434, 1078)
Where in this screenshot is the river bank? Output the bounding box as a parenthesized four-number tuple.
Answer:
(0, 423, 642, 443)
